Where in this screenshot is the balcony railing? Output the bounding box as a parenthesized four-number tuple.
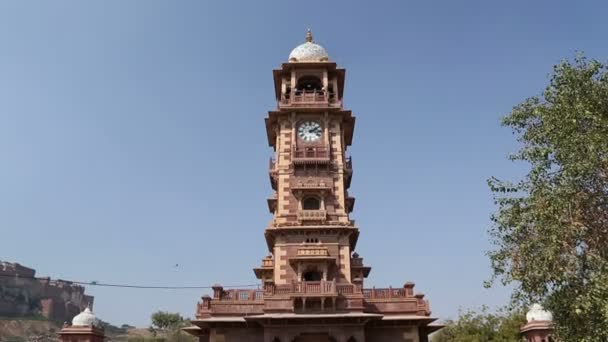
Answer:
(297, 247, 329, 257)
(280, 90, 341, 108)
(292, 146, 330, 165)
(293, 146, 329, 159)
(265, 281, 359, 297)
(362, 287, 411, 299)
(215, 289, 265, 301)
(293, 179, 331, 190)
(297, 209, 327, 222)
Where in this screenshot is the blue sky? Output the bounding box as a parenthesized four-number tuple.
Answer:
(1, 1, 608, 327)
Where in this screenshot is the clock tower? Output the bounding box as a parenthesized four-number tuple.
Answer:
(258, 29, 361, 303)
(186, 31, 442, 342)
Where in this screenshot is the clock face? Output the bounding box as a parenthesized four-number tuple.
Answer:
(298, 121, 322, 142)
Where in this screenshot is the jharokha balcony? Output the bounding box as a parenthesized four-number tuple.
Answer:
(196, 282, 431, 318)
(292, 146, 330, 164)
(279, 89, 341, 108)
(297, 209, 327, 222)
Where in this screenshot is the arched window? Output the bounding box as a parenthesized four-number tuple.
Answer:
(303, 270, 322, 281)
(297, 76, 323, 92)
(302, 197, 320, 210)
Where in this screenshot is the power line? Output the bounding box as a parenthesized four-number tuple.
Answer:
(0, 273, 258, 290)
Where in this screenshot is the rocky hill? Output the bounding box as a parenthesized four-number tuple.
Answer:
(0, 318, 60, 342)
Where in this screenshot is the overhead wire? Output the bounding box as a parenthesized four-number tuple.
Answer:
(0, 273, 258, 289)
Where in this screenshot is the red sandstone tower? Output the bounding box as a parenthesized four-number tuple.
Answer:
(185, 30, 441, 342)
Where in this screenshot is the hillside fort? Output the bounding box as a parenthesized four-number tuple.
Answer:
(0, 261, 93, 324)
(181, 30, 441, 342)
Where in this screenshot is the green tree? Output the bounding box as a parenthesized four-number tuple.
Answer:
(432, 306, 525, 342)
(488, 55, 608, 341)
(150, 311, 184, 330)
(149, 311, 196, 342)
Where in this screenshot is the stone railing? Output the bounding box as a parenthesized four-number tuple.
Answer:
(293, 179, 331, 189)
(196, 282, 434, 318)
(196, 290, 265, 318)
(297, 247, 329, 257)
(297, 209, 327, 222)
(216, 289, 264, 301)
(279, 90, 341, 108)
(292, 146, 330, 162)
(362, 287, 407, 299)
(261, 258, 274, 267)
(265, 281, 360, 297)
(336, 283, 361, 295)
(362, 283, 431, 316)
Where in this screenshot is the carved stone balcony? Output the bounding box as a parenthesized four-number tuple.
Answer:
(195, 282, 430, 318)
(297, 246, 329, 257)
(268, 157, 277, 190)
(266, 280, 351, 298)
(292, 146, 330, 164)
(267, 197, 277, 214)
(344, 156, 353, 189)
(292, 178, 331, 190)
(279, 90, 341, 109)
(297, 209, 327, 223)
(254, 256, 275, 281)
(346, 196, 355, 213)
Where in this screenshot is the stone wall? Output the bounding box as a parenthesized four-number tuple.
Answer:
(0, 261, 93, 323)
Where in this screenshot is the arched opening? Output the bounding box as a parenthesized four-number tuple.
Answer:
(296, 76, 323, 92)
(292, 333, 336, 342)
(303, 270, 322, 281)
(346, 338, 358, 342)
(302, 197, 320, 210)
(272, 338, 281, 342)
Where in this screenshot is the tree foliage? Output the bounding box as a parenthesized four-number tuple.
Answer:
(432, 306, 525, 342)
(150, 311, 184, 330)
(148, 311, 195, 342)
(488, 55, 608, 341)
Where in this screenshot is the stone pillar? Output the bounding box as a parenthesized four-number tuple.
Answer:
(212, 284, 223, 299)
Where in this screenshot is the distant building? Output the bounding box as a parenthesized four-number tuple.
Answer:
(0, 261, 93, 323)
(184, 30, 441, 342)
(520, 304, 554, 342)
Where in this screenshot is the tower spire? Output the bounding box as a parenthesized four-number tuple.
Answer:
(305, 28, 313, 43)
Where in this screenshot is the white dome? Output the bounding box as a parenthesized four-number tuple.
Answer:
(288, 30, 329, 62)
(526, 303, 553, 322)
(72, 307, 100, 326)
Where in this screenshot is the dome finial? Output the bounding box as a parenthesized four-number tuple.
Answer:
(306, 28, 313, 43)
(288, 30, 329, 62)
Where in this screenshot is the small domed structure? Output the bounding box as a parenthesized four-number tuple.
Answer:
(288, 29, 329, 62)
(521, 304, 554, 341)
(526, 303, 553, 322)
(72, 307, 99, 326)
